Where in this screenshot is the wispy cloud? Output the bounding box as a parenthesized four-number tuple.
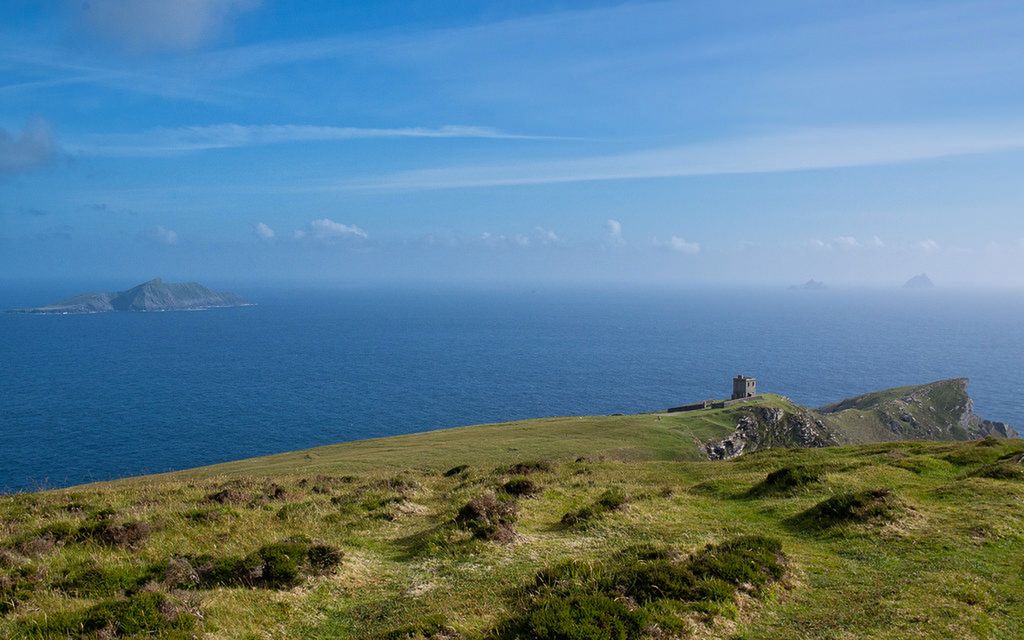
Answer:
(254, 222, 274, 240)
(662, 236, 701, 255)
(0, 119, 56, 175)
(298, 218, 368, 242)
(66, 123, 552, 156)
(153, 225, 178, 245)
(606, 219, 623, 243)
(74, 0, 262, 52)
(534, 227, 559, 244)
(331, 122, 1024, 191)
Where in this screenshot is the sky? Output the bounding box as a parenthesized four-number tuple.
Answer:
(2, 0, 1024, 287)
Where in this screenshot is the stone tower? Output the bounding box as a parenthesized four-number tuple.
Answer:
(732, 375, 757, 400)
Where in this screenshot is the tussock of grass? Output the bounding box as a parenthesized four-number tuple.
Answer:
(791, 489, 904, 531)
(455, 494, 518, 543)
(0, 562, 42, 614)
(501, 478, 540, 497)
(182, 537, 343, 589)
(381, 613, 461, 639)
(443, 464, 470, 478)
(507, 460, 554, 475)
(495, 592, 644, 640)
(12, 516, 150, 556)
(969, 461, 1024, 481)
(887, 455, 951, 475)
(58, 561, 162, 597)
(747, 465, 823, 497)
(561, 489, 628, 527)
(181, 506, 235, 523)
(19, 589, 199, 638)
(942, 448, 1001, 467)
(495, 536, 786, 639)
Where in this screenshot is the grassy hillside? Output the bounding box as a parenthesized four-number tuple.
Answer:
(2, 389, 1022, 639)
(818, 378, 1015, 443)
(154, 394, 796, 482)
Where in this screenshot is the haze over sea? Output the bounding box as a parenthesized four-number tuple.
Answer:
(1, 285, 1022, 493)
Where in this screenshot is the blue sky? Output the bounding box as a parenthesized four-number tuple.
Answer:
(2, 0, 1024, 286)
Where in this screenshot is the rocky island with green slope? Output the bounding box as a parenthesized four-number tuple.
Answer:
(1, 379, 1020, 639)
(10, 279, 251, 314)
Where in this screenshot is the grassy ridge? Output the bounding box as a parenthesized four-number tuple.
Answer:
(2, 393, 1023, 638)
(134, 395, 796, 484)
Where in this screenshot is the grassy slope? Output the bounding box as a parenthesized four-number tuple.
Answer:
(817, 379, 978, 443)
(3, 394, 1024, 639)
(143, 395, 795, 483)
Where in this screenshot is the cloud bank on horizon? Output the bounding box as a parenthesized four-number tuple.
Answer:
(2, 0, 1024, 286)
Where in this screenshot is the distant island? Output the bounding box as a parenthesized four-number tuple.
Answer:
(10, 278, 251, 314)
(903, 273, 935, 289)
(789, 279, 827, 291)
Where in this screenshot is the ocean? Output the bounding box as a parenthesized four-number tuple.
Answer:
(1, 285, 1021, 493)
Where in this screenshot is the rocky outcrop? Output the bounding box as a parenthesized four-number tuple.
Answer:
(705, 406, 839, 460)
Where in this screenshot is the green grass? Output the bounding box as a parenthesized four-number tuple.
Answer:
(2, 398, 1023, 639)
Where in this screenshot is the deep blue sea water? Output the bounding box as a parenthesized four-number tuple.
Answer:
(1, 286, 1022, 493)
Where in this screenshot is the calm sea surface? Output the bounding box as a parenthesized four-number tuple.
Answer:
(1, 286, 1022, 492)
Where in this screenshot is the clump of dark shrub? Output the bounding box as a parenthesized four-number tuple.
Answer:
(0, 562, 45, 614)
(22, 589, 200, 638)
(380, 476, 420, 492)
(311, 475, 353, 494)
(600, 537, 784, 608)
(79, 590, 199, 637)
(494, 536, 787, 639)
(502, 478, 541, 497)
(14, 521, 76, 555)
(455, 494, 519, 543)
(78, 519, 152, 548)
(495, 592, 645, 640)
(361, 492, 405, 513)
(747, 465, 822, 497)
(561, 489, 628, 527)
(163, 556, 200, 589)
(508, 460, 553, 475)
(265, 483, 288, 501)
(443, 464, 470, 477)
(791, 489, 903, 531)
(58, 561, 162, 597)
(307, 543, 344, 573)
(15, 517, 150, 554)
(181, 538, 343, 589)
(183, 506, 234, 523)
(205, 488, 247, 505)
(969, 462, 1024, 481)
(90, 507, 118, 520)
(61, 500, 89, 514)
(686, 536, 786, 593)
